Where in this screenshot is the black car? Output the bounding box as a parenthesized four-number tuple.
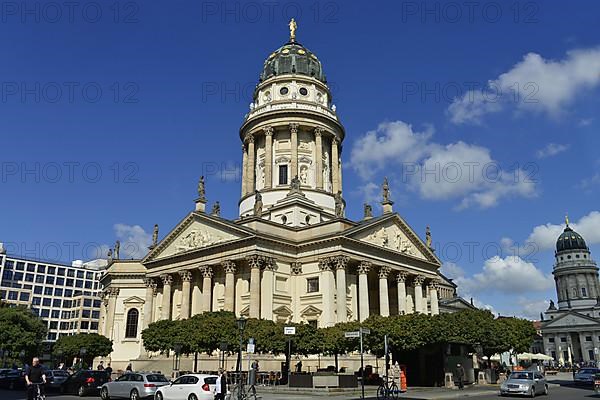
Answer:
(0, 369, 25, 390)
(61, 370, 111, 396)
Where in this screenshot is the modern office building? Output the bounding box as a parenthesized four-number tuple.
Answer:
(0, 243, 107, 342)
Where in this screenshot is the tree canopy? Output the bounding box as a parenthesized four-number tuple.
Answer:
(0, 304, 47, 360)
(52, 333, 113, 363)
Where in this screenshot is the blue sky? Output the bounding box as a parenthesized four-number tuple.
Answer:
(1, 0, 599, 319)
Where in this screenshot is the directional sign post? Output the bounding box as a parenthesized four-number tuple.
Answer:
(346, 328, 370, 399)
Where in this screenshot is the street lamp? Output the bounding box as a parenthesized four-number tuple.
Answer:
(236, 317, 247, 400)
(79, 347, 87, 369)
(173, 344, 183, 374)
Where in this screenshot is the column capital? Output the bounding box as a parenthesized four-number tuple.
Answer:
(378, 266, 391, 279)
(160, 274, 173, 286)
(222, 260, 237, 274)
(106, 287, 120, 297)
(334, 255, 350, 270)
(314, 126, 324, 137)
(332, 136, 339, 145)
(428, 279, 441, 290)
(245, 132, 255, 144)
(201, 266, 214, 278)
(263, 257, 277, 271)
(143, 278, 155, 288)
(246, 255, 262, 269)
(318, 258, 333, 271)
(289, 122, 299, 133)
(358, 261, 371, 275)
(263, 126, 274, 136)
(291, 262, 303, 275)
(396, 271, 409, 282)
(179, 270, 193, 282)
(413, 275, 425, 286)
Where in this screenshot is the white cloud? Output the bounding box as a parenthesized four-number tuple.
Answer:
(350, 121, 537, 209)
(579, 118, 594, 127)
(525, 211, 600, 251)
(578, 173, 600, 190)
(456, 256, 554, 294)
(448, 47, 600, 124)
(514, 298, 550, 320)
(536, 143, 569, 159)
(113, 223, 152, 259)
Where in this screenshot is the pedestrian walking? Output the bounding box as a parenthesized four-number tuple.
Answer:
(126, 362, 133, 372)
(214, 369, 227, 400)
(456, 363, 466, 390)
(97, 361, 104, 370)
(105, 363, 113, 377)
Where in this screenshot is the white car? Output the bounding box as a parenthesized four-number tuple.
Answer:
(154, 374, 218, 400)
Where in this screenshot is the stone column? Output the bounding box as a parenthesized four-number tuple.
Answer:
(201, 266, 213, 313)
(263, 126, 273, 189)
(247, 255, 261, 318)
(413, 275, 425, 314)
(245, 133, 255, 194)
(579, 332, 589, 362)
(592, 334, 599, 363)
(143, 278, 156, 329)
(261, 258, 276, 320)
(429, 280, 440, 315)
(315, 127, 323, 189)
(331, 137, 339, 193)
(397, 271, 408, 315)
(222, 261, 236, 312)
(289, 123, 299, 179)
(378, 266, 391, 317)
(335, 256, 349, 323)
(160, 274, 172, 320)
(241, 143, 248, 196)
(179, 271, 193, 319)
(358, 261, 371, 322)
(291, 262, 302, 323)
(555, 334, 563, 364)
(191, 273, 202, 316)
(319, 258, 336, 327)
(104, 288, 119, 338)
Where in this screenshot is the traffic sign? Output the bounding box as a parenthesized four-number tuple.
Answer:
(284, 326, 296, 335)
(361, 328, 371, 335)
(345, 331, 360, 338)
(247, 343, 255, 353)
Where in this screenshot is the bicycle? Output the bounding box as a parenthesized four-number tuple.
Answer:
(30, 382, 46, 400)
(230, 380, 257, 400)
(376, 375, 399, 400)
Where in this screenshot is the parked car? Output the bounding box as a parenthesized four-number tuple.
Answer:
(47, 369, 70, 390)
(60, 369, 111, 396)
(0, 369, 25, 390)
(100, 372, 170, 400)
(575, 368, 600, 385)
(154, 374, 218, 400)
(500, 370, 548, 397)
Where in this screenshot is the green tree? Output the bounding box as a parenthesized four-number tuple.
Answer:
(52, 333, 113, 367)
(0, 305, 46, 363)
(141, 319, 179, 354)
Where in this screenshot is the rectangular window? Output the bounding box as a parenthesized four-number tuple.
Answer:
(45, 276, 54, 285)
(560, 337, 567, 342)
(35, 275, 44, 283)
(278, 164, 288, 185)
(83, 299, 92, 307)
(590, 350, 595, 360)
(586, 336, 593, 342)
(91, 322, 98, 330)
(56, 277, 64, 286)
(54, 288, 63, 297)
(64, 289, 72, 297)
(63, 300, 72, 308)
(51, 310, 60, 319)
(60, 322, 69, 330)
(34, 286, 42, 294)
(13, 272, 23, 281)
(82, 309, 90, 318)
(26, 264, 35, 272)
(37, 265, 46, 273)
(42, 298, 51, 307)
(77, 271, 84, 279)
(19, 292, 30, 302)
(86, 272, 93, 280)
(47, 332, 57, 341)
(548, 338, 555, 343)
(47, 266, 56, 275)
(582, 287, 588, 297)
(92, 311, 100, 319)
(93, 300, 101, 308)
(66, 279, 74, 287)
(40, 309, 50, 317)
(32, 297, 41, 305)
(53, 299, 61, 307)
(306, 277, 319, 293)
(16, 262, 25, 271)
(49, 321, 58, 329)
(25, 274, 34, 282)
(44, 287, 53, 295)
(81, 321, 89, 330)
(5, 260, 14, 269)
(57, 268, 65, 276)
(75, 280, 83, 288)
(8, 291, 18, 300)
(67, 269, 75, 277)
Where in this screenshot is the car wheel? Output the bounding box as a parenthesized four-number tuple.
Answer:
(155, 391, 163, 400)
(130, 389, 139, 400)
(101, 387, 111, 400)
(530, 386, 535, 398)
(188, 394, 198, 400)
(78, 385, 87, 397)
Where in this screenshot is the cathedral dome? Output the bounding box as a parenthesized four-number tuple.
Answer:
(556, 225, 588, 252)
(259, 41, 326, 83)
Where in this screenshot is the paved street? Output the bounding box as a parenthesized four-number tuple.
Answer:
(1, 379, 600, 400)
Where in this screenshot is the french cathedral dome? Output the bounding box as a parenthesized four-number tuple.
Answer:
(260, 41, 326, 83)
(556, 225, 588, 252)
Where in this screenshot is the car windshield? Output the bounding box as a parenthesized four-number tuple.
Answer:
(579, 369, 598, 374)
(146, 374, 169, 382)
(204, 377, 217, 385)
(52, 370, 69, 376)
(511, 372, 533, 380)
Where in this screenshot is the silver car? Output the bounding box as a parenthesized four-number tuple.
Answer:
(100, 372, 170, 400)
(500, 371, 548, 397)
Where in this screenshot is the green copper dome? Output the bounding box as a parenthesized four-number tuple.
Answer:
(260, 41, 326, 83)
(556, 226, 588, 252)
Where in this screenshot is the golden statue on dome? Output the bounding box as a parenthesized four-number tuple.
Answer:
(289, 18, 297, 42)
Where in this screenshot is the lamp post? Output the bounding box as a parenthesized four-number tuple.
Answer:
(236, 317, 247, 400)
(173, 344, 183, 375)
(79, 347, 87, 370)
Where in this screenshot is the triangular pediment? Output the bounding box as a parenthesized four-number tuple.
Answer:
(346, 214, 438, 264)
(542, 311, 600, 329)
(123, 296, 145, 305)
(144, 212, 252, 262)
(300, 305, 322, 317)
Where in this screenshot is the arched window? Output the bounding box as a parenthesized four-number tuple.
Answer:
(125, 309, 139, 338)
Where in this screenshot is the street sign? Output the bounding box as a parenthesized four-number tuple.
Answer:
(360, 328, 371, 335)
(284, 326, 296, 335)
(247, 343, 255, 353)
(345, 331, 360, 338)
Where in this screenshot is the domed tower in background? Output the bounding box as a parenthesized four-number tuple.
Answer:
(553, 215, 598, 310)
(238, 20, 345, 225)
